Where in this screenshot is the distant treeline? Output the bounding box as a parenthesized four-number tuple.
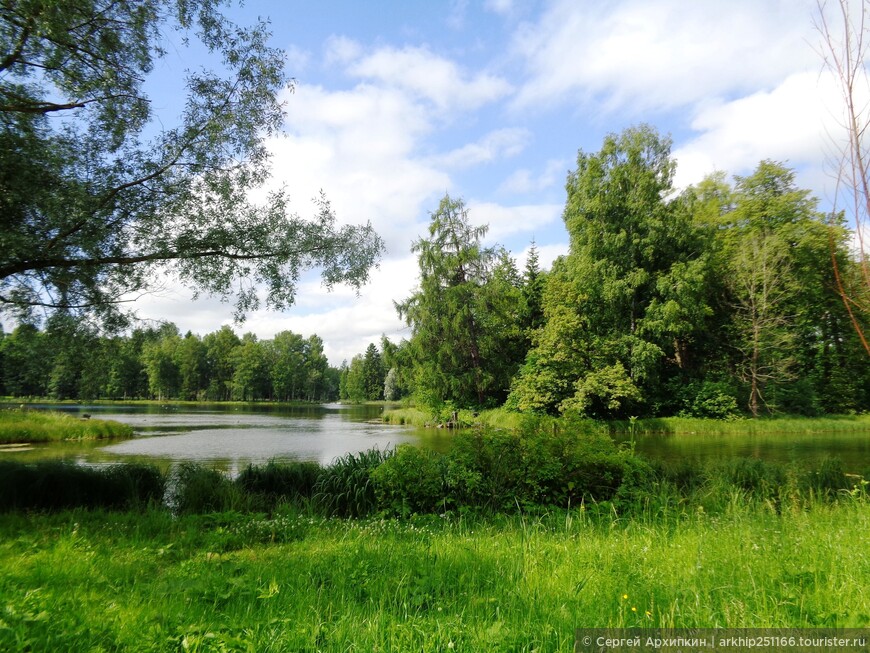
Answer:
(0, 321, 343, 402)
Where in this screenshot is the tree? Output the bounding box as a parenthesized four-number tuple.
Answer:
(270, 330, 306, 401)
(362, 343, 384, 401)
(815, 0, 870, 354)
(0, 0, 383, 325)
(0, 323, 50, 396)
(716, 161, 861, 415)
(141, 324, 182, 400)
(509, 126, 713, 417)
(396, 195, 524, 408)
(344, 355, 367, 403)
(231, 334, 270, 401)
(203, 325, 240, 401)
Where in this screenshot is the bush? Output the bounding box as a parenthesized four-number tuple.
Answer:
(313, 448, 392, 517)
(0, 461, 164, 511)
(236, 460, 322, 506)
(371, 445, 446, 515)
(168, 463, 248, 515)
(381, 426, 644, 513)
(801, 458, 851, 496)
(677, 381, 741, 420)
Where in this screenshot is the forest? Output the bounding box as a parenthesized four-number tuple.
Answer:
(4, 126, 870, 418)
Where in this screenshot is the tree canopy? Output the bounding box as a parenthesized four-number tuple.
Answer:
(0, 0, 383, 326)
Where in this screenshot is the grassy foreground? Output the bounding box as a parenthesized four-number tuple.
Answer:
(0, 499, 867, 652)
(0, 409, 133, 444)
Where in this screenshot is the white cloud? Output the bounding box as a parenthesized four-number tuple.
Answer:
(485, 0, 515, 16)
(434, 128, 530, 168)
(347, 44, 513, 111)
(498, 158, 569, 194)
(512, 0, 818, 113)
(467, 201, 563, 241)
(672, 71, 841, 190)
(323, 35, 362, 66)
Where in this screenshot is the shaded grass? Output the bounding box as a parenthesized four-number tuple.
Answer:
(0, 498, 867, 652)
(0, 409, 133, 444)
(608, 414, 870, 436)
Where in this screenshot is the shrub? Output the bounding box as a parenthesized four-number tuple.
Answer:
(313, 448, 392, 517)
(235, 460, 322, 506)
(0, 461, 164, 511)
(801, 458, 851, 497)
(168, 463, 248, 514)
(371, 444, 446, 515)
(677, 381, 741, 420)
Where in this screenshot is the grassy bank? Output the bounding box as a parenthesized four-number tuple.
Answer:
(0, 409, 133, 444)
(0, 499, 867, 651)
(383, 405, 870, 437)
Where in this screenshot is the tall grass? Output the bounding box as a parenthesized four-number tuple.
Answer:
(608, 414, 870, 436)
(0, 409, 133, 443)
(0, 461, 164, 511)
(0, 496, 867, 651)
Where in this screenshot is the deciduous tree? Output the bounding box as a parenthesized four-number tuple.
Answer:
(0, 0, 383, 325)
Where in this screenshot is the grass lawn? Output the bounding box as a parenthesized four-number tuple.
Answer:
(1, 498, 867, 652)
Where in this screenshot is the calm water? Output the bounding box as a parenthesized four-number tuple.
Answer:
(3, 404, 869, 474)
(2, 403, 451, 474)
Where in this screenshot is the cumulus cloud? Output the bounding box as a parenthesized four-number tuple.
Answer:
(347, 44, 513, 111)
(467, 201, 563, 241)
(434, 128, 531, 168)
(512, 0, 818, 113)
(672, 71, 842, 191)
(498, 158, 569, 194)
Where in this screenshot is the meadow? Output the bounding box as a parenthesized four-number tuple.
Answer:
(0, 497, 867, 652)
(1, 418, 868, 651)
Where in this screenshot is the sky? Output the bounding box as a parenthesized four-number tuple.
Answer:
(136, 0, 848, 366)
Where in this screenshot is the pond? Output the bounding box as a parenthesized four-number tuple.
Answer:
(2, 403, 451, 474)
(3, 404, 870, 475)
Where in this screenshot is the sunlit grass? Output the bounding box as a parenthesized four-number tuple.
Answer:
(0, 409, 133, 444)
(0, 496, 867, 651)
(608, 414, 870, 436)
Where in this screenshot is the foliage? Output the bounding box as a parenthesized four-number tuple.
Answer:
(235, 459, 323, 507)
(313, 448, 393, 517)
(0, 461, 164, 511)
(0, 0, 383, 325)
(397, 195, 528, 409)
(0, 322, 343, 402)
(508, 128, 870, 419)
(167, 462, 249, 515)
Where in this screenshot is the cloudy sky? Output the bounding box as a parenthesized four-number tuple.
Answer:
(138, 0, 847, 365)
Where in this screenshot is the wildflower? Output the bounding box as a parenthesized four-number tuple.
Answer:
(631, 607, 637, 612)
(622, 594, 628, 600)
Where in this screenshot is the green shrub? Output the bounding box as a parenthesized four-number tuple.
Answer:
(801, 458, 852, 497)
(0, 461, 164, 511)
(235, 460, 322, 506)
(168, 463, 249, 515)
(371, 445, 446, 515)
(313, 448, 392, 517)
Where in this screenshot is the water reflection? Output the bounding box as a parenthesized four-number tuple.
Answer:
(7, 403, 434, 467)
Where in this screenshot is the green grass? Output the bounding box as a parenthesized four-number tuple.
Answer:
(0, 498, 867, 652)
(0, 409, 133, 444)
(607, 414, 870, 436)
(381, 406, 433, 426)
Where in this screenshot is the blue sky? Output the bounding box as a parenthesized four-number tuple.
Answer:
(138, 0, 844, 365)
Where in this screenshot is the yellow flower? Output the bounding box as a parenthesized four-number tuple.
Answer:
(631, 607, 637, 612)
(622, 594, 628, 600)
